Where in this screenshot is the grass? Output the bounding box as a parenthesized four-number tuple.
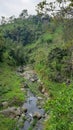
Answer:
(0, 63, 26, 130)
(34, 59, 73, 130)
(0, 114, 18, 130)
(0, 63, 25, 105)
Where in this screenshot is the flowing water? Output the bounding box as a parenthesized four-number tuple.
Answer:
(22, 89, 45, 130)
(17, 66, 46, 130)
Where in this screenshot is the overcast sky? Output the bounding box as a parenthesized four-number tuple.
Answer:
(0, 0, 45, 17)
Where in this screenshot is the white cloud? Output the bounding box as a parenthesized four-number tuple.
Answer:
(0, 0, 43, 17)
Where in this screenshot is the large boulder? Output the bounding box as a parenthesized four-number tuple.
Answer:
(0, 107, 17, 117)
(23, 70, 38, 82)
(33, 112, 42, 120)
(0, 107, 21, 118)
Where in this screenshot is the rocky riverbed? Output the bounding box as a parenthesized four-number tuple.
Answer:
(22, 89, 45, 130)
(17, 66, 49, 130)
(0, 66, 48, 130)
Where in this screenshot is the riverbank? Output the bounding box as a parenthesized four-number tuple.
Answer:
(17, 65, 48, 130)
(0, 63, 26, 130)
(0, 64, 48, 130)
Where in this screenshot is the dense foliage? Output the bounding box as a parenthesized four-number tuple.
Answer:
(0, 1, 73, 129)
(45, 83, 73, 130)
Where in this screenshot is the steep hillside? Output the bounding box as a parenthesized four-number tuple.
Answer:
(0, 14, 73, 130)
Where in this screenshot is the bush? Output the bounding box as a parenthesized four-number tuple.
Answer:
(48, 47, 72, 82)
(45, 84, 73, 130)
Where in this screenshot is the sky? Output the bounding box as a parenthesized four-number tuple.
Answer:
(0, 0, 69, 18)
(0, 0, 45, 17)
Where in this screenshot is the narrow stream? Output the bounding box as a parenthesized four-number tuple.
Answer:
(22, 89, 45, 130)
(17, 66, 45, 130)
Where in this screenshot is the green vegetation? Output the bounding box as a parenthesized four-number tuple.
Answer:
(0, 114, 17, 130)
(0, 0, 73, 129)
(0, 63, 25, 130)
(28, 119, 38, 130)
(0, 63, 25, 107)
(44, 83, 73, 130)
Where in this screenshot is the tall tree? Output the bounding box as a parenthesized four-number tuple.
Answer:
(1, 16, 6, 25)
(19, 9, 28, 19)
(36, 0, 73, 18)
(0, 35, 5, 61)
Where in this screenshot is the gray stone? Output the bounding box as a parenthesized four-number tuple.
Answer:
(22, 70, 38, 82)
(41, 88, 45, 94)
(15, 116, 20, 120)
(21, 88, 25, 91)
(33, 112, 42, 120)
(0, 107, 21, 118)
(38, 106, 42, 109)
(21, 113, 25, 118)
(44, 92, 48, 97)
(37, 97, 43, 100)
(30, 78, 35, 82)
(21, 113, 25, 121)
(17, 66, 24, 73)
(2, 101, 8, 108)
(29, 113, 33, 117)
(21, 107, 27, 113)
(24, 82, 28, 88)
(15, 107, 21, 116)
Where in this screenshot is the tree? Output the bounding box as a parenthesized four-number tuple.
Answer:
(8, 15, 15, 23)
(1, 16, 6, 25)
(36, 0, 73, 42)
(36, 0, 73, 18)
(0, 35, 5, 61)
(9, 45, 28, 65)
(48, 47, 73, 82)
(19, 9, 28, 19)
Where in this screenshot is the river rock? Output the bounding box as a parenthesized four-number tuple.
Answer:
(22, 71, 30, 79)
(21, 107, 27, 113)
(15, 116, 20, 120)
(0, 107, 22, 118)
(21, 113, 25, 120)
(33, 112, 42, 120)
(21, 88, 25, 91)
(38, 106, 42, 109)
(15, 107, 21, 116)
(30, 78, 35, 82)
(17, 66, 24, 73)
(22, 70, 38, 82)
(37, 97, 43, 100)
(29, 75, 38, 82)
(41, 88, 45, 94)
(24, 82, 28, 88)
(44, 92, 48, 97)
(33, 74, 38, 81)
(0, 107, 16, 117)
(2, 101, 8, 108)
(29, 113, 33, 117)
